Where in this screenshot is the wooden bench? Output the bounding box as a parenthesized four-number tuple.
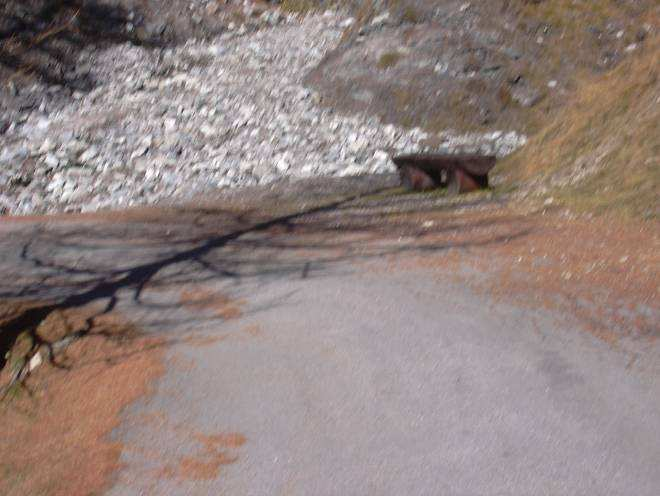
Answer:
(392, 153, 497, 194)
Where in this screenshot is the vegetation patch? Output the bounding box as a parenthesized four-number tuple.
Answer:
(499, 38, 659, 218)
(281, 0, 323, 15)
(377, 51, 403, 70)
(401, 6, 422, 24)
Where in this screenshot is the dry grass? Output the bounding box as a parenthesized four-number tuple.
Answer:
(500, 37, 659, 218)
(280, 0, 324, 15)
(506, 0, 659, 129)
(401, 5, 422, 24)
(515, 0, 651, 31)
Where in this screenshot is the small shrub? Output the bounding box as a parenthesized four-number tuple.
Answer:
(377, 51, 402, 70)
(401, 6, 421, 24)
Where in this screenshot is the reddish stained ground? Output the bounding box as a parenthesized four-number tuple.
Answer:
(391, 208, 659, 348)
(0, 306, 166, 496)
(160, 432, 247, 481)
(0, 292, 252, 494)
(179, 286, 246, 321)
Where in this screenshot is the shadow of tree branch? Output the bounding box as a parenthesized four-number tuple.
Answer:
(0, 183, 534, 380)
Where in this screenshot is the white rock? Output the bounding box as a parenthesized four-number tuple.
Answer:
(39, 138, 58, 154)
(340, 18, 355, 29)
(209, 44, 226, 57)
(28, 352, 43, 372)
(0, 13, 527, 216)
(339, 164, 367, 177)
(275, 156, 290, 173)
(371, 12, 391, 27)
(200, 124, 216, 137)
(164, 118, 177, 131)
(78, 146, 99, 163)
(43, 154, 60, 168)
(373, 150, 390, 163)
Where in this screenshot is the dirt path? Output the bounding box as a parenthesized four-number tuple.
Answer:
(1, 177, 658, 495)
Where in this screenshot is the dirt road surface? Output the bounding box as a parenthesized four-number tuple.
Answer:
(1, 177, 658, 495)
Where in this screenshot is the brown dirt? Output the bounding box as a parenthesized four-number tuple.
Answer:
(391, 206, 659, 349)
(179, 286, 245, 321)
(117, 421, 247, 484)
(0, 304, 166, 496)
(160, 432, 247, 481)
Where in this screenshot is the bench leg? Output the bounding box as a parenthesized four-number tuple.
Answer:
(447, 169, 489, 195)
(400, 166, 436, 191)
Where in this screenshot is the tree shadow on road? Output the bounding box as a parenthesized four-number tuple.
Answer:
(0, 178, 534, 383)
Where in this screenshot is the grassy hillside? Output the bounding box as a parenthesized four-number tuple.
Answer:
(499, 38, 659, 219)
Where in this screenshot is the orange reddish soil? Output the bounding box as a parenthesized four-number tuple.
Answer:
(179, 286, 245, 321)
(393, 208, 659, 347)
(0, 305, 166, 496)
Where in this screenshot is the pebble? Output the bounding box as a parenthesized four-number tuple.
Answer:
(79, 146, 99, 163)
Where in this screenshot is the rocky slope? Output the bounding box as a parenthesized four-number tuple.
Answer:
(0, 8, 525, 216)
(307, 0, 656, 135)
(305, 0, 658, 217)
(2, 1, 656, 217)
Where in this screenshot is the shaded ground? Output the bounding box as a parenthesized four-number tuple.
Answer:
(0, 175, 658, 494)
(1, 0, 159, 119)
(0, 0, 269, 121)
(0, 0, 237, 83)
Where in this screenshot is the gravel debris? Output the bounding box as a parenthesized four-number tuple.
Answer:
(0, 12, 526, 216)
